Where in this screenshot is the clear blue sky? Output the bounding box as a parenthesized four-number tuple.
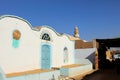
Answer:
(0, 0, 120, 41)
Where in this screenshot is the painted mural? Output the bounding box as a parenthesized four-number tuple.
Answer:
(12, 30, 21, 48)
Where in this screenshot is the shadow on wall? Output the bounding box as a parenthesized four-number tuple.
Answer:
(75, 48, 96, 68)
(86, 51, 95, 64)
(86, 52, 95, 68)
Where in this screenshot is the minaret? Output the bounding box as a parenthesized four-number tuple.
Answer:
(74, 26, 80, 38)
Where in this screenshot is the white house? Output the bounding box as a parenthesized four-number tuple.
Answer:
(0, 15, 93, 80)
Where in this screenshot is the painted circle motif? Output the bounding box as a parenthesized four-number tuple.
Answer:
(13, 30, 21, 40)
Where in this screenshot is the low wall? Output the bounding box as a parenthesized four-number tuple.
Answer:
(75, 59, 92, 65)
(75, 48, 96, 66)
(4, 70, 60, 80)
(60, 64, 92, 77)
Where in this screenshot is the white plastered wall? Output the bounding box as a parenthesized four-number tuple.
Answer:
(0, 16, 40, 73)
(52, 34, 75, 67)
(33, 27, 75, 68)
(75, 48, 96, 65)
(0, 15, 75, 74)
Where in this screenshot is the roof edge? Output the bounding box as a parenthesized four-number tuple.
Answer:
(0, 15, 35, 31)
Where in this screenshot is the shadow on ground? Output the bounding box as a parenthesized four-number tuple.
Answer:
(81, 68, 120, 80)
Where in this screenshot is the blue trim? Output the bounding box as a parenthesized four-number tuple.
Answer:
(40, 43, 52, 69)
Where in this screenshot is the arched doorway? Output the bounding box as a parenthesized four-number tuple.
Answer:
(41, 44, 51, 69)
(63, 47, 68, 63)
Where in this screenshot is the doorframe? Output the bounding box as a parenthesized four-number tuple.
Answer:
(40, 43, 52, 69)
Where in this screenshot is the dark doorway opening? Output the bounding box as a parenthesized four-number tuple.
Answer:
(96, 38, 120, 69)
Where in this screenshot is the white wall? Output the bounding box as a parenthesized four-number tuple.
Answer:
(35, 27, 75, 68)
(75, 48, 96, 65)
(52, 35, 75, 67)
(0, 16, 40, 73)
(0, 15, 75, 74)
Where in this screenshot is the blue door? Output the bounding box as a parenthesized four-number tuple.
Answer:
(41, 45, 51, 69)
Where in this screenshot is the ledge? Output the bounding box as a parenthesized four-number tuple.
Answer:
(6, 69, 54, 78)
